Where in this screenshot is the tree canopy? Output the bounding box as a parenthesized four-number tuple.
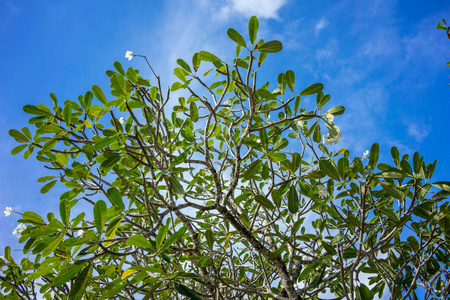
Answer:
(2, 16, 450, 300)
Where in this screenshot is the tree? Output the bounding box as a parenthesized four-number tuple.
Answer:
(2, 16, 450, 300)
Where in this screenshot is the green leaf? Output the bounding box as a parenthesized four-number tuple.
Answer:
(174, 67, 187, 82)
(391, 146, 400, 167)
(190, 102, 199, 122)
(8, 129, 29, 143)
(379, 181, 404, 200)
(227, 28, 247, 47)
(326, 106, 345, 116)
(177, 58, 192, 73)
(248, 16, 259, 45)
(271, 189, 282, 208)
(368, 143, 379, 170)
(198, 51, 221, 62)
(319, 160, 340, 181)
(63, 102, 72, 126)
(105, 216, 123, 239)
(111, 73, 127, 94)
(168, 151, 189, 171)
(107, 187, 125, 210)
(242, 160, 261, 180)
(205, 229, 214, 250)
(356, 283, 373, 300)
(378, 207, 400, 222)
(272, 138, 288, 151)
(285, 70, 295, 92)
(254, 195, 275, 210)
(288, 185, 299, 214)
(309, 266, 326, 290)
(22, 211, 45, 225)
(23, 104, 52, 116)
(437, 21, 447, 30)
(11, 144, 28, 155)
(192, 52, 200, 70)
(294, 96, 301, 115)
(169, 176, 185, 197)
(127, 234, 154, 250)
(432, 181, 450, 192)
(113, 61, 125, 75)
(68, 265, 91, 300)
(40, 180, 57, 194)
(300, 83, 324, 96)
(268, 244, 287, 260)
(92, 85, 107, 104)
(93, 200, 107, 233)
(42, 138, 58, 152)
(257, 88, 277, 100)
(160, 226, 187, 253)
(313, 123, 321, 143)
(53, 261, 87, 287)
(322, 241, 337, 255)
(338, 157, 350, 179)
(173, 283, 202, 300)
(256, 40, 283, 53)
(59, 200, 70, 227)
(94, 136, 119, 150)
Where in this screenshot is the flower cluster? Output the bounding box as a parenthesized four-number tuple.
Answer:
(317, 185, 329, 199)
(13, 224, 26, 238)
(4, 207, 12, 217)
(125, 51, 133, 61)
(322, 132, 342, 145)
(362, 150, 369, 159)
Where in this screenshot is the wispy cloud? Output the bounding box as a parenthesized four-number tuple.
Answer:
(406, 123, 430, 143)
(315, 17, 329, 32)
(219, 0, 288, 19)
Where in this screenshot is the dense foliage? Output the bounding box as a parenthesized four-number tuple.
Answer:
(2, 16, 450, 300)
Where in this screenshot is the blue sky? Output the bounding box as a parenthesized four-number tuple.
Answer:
(0, 0, 449, 280)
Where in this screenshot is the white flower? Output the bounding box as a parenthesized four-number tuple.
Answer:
(119, 117, 125, 124)
(362, 150, 369, 159)
(77, 230, 85, 237)
(317, 185, 328, 199)
(322, 132, 342, 145)
(13, 223, 26, 238)
(4, 207, 12, 217)
(125, 51, 133, 61)
(0, 256, 4, 260)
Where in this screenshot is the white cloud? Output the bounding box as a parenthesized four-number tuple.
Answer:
(315, 17, 329, 32)
(219, 0, 288, 19)
(407, 123, 429, 143)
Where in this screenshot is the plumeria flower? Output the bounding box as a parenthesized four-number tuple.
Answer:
(125, 51, 133, 61)
(322, 132, 342, 145)
(317, 185, 328, 199)
(295, 120, 304, 126)
(362, 150, 369, 159)
(77, 230, 85, 237)
(0, 256, 4, 260)
(4, 207, 12, 217)
(13, 223, 26, 238)
(119, 117, 125, 124)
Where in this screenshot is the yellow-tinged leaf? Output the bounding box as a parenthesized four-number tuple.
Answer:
(224, 234, 231, 250)
(121, 268, 136, 280)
